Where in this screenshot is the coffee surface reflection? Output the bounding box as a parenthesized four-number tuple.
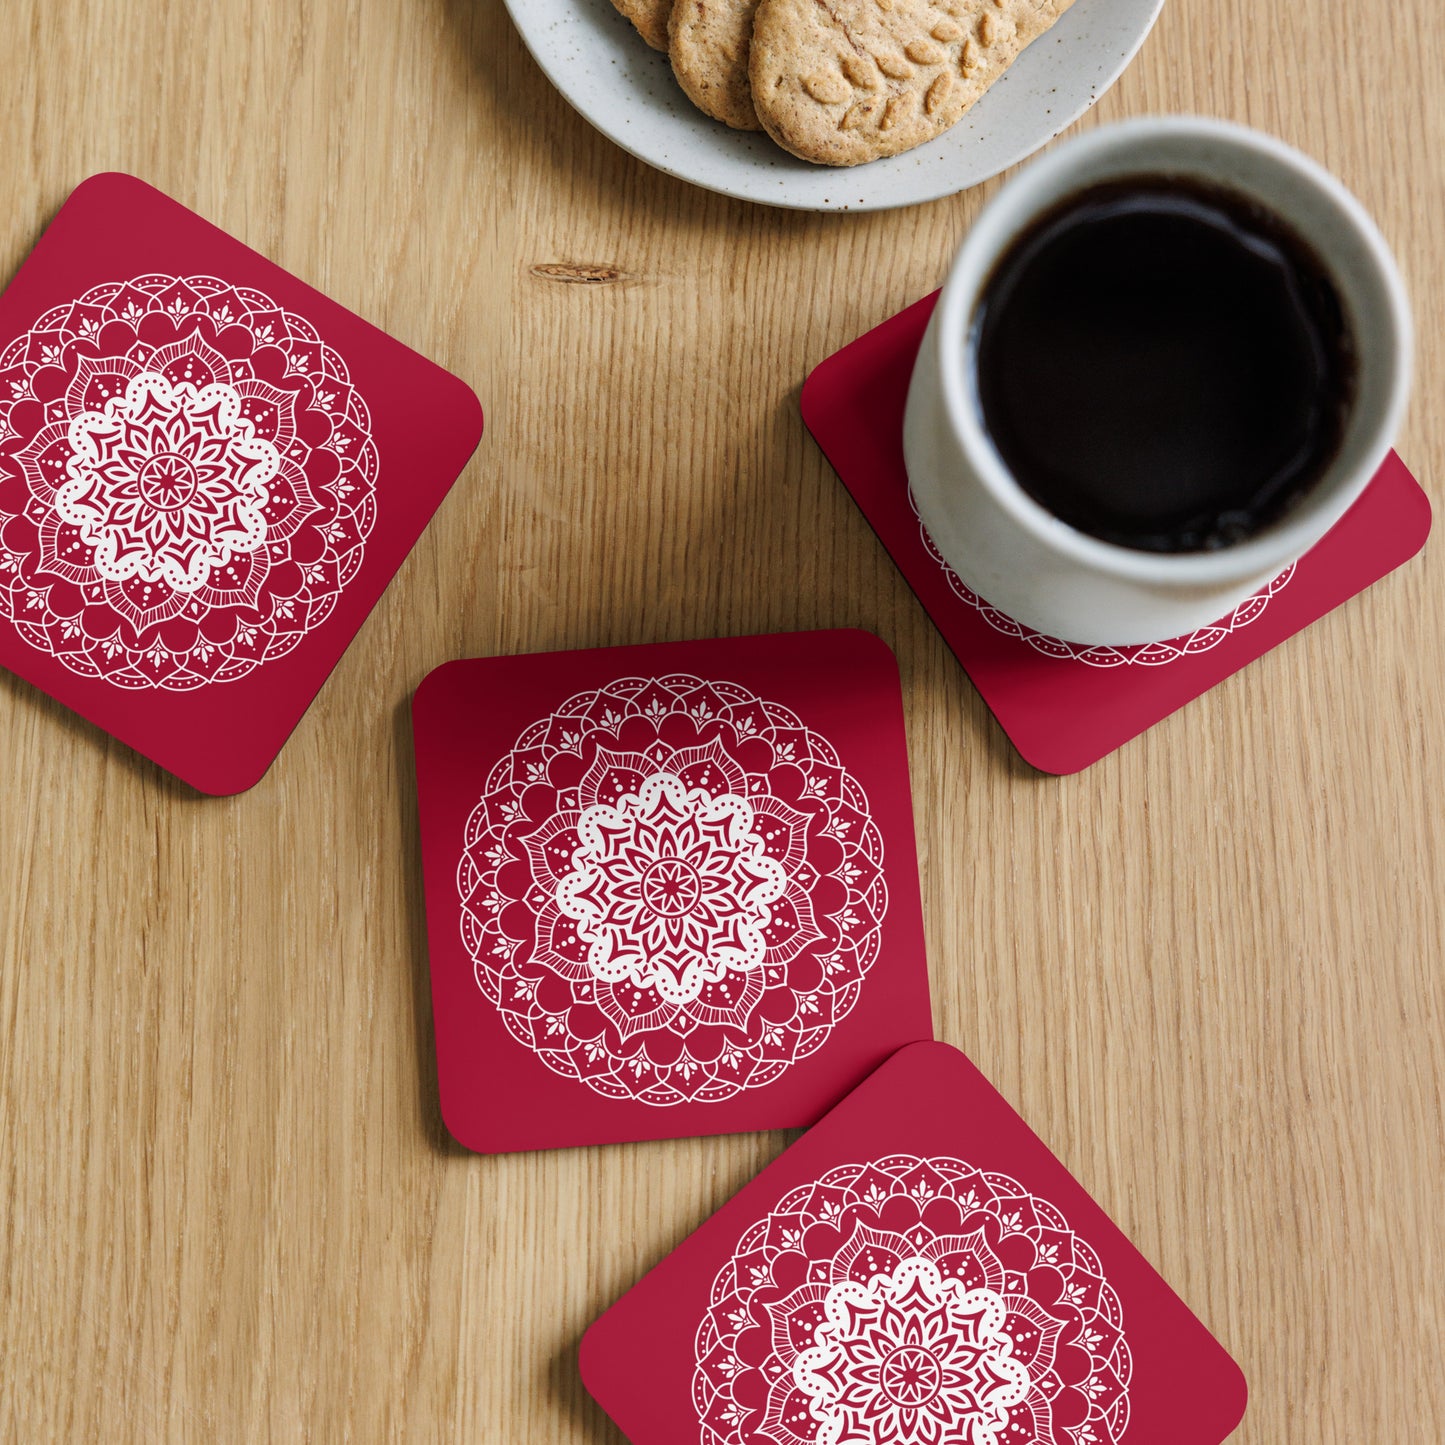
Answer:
(972, 176, 1358, 553)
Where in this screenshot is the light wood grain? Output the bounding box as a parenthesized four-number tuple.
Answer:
(0, 0, 1441, 1439)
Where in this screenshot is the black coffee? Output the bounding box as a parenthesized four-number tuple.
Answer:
(971, 176, 1358, 552)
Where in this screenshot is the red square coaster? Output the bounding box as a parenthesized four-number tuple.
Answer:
(582, 1041, 1247, 1445)
(0, 173, 483, 793)
(802, 293, 1431, 775)
(413, 630, 934, 1154)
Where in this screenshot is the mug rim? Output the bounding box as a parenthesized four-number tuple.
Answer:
(934, 115, 1415, 586)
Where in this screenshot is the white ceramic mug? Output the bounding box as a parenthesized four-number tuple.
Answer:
(903, 116, 1413, 647)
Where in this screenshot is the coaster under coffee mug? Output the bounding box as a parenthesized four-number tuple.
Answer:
(801, 292, 1431, 775)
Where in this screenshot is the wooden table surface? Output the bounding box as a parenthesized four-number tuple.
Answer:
(1, 0, 1441, 1439)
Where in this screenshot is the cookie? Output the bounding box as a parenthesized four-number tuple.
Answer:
(670, 0, 764, 132)
(749, 0, 1076, 166)
(611, 0, 671, 51)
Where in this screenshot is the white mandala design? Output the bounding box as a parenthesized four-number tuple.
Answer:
(59, 371, 276, 591)
(694, 1155, 1133, 1445)
(557, 772, 789, 1007)
(795, 1258, 1030, 1445)
(456, 674, 889, 1106)
(909, 487, 1295, 668)
(0, 274, 378, 689)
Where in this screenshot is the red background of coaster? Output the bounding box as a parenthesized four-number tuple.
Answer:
(0, 173, 483, 794)
(582, 1040, 1247, 1445)
(802, 292, 1432, 775)
(413, 629, 935, 1155)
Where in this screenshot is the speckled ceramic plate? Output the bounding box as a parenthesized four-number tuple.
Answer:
(502, 0, 1166, 211)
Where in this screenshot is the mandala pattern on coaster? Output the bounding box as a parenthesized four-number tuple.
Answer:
(909, 488, 1295, 670)
(0, 274, 378, 689)
(694, 1154, 1132, 1445)
(456, 674, 888, 1107)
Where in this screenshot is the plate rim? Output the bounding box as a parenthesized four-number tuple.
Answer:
(500, 0, 1168, 212)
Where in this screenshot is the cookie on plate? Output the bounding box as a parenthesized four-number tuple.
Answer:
(750, 0, 1076, 166)
(670, 0, 763, 131)
(611, 0, 671, 51)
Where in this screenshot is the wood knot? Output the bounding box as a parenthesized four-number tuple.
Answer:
(529, 262, 632, 286)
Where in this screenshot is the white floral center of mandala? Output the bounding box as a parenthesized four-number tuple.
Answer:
(795, 1258, 1030, 1445)
(555, 771, 787, 1006)
(57, 371, 277, 592)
